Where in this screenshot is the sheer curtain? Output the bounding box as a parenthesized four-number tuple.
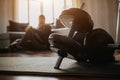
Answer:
(14, 0, 73, 28)
(72, 0, 84, 8)
(0, 0, 15, 33)
(72, 0, 118, 42)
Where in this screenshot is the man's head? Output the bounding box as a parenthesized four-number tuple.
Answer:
(59, 8, 94, 33)
(39, 15, 45, 26)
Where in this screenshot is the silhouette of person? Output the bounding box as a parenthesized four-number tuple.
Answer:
(17, 15, 52, 51)
(38, 15, 46, 28)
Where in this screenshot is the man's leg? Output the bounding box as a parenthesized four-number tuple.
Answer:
(49, 33, 84, 60)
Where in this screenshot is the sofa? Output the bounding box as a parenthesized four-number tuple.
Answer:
(7, 20, 28, 43)
(6, 20, 71, 52)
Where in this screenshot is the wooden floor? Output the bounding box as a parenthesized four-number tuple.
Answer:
(0, 75, 118, 80)
(0, 50, 119, 80)
(0, 50, 57, 57)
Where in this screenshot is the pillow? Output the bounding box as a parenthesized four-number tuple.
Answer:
(8, 20, 29, 32)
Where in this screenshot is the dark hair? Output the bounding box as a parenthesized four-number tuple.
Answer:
(39, 15, 45, 19)
(60, 8, 94, 33)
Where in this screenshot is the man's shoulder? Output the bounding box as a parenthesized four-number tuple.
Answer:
(45, 24, 51, 27)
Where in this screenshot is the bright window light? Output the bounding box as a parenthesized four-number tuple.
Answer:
(18, 0, 28, 23)
(17, 0, 72, 28)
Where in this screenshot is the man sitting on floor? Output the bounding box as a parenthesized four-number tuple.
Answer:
(10, 15, 52, 51)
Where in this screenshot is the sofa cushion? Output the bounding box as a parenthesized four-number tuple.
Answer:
(8, 20, 28, 32)
(8, 32, 25, 43)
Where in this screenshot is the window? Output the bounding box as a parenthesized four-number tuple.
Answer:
(17, 0, 72, 28)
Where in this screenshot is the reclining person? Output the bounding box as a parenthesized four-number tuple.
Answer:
(10, 15, 52, 51)
(49, 8, 115, 64)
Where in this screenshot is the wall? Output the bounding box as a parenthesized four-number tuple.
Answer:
(0, 0, 14, 34)
(81, 0, 118, 43)
(117, 3, 120, 43)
